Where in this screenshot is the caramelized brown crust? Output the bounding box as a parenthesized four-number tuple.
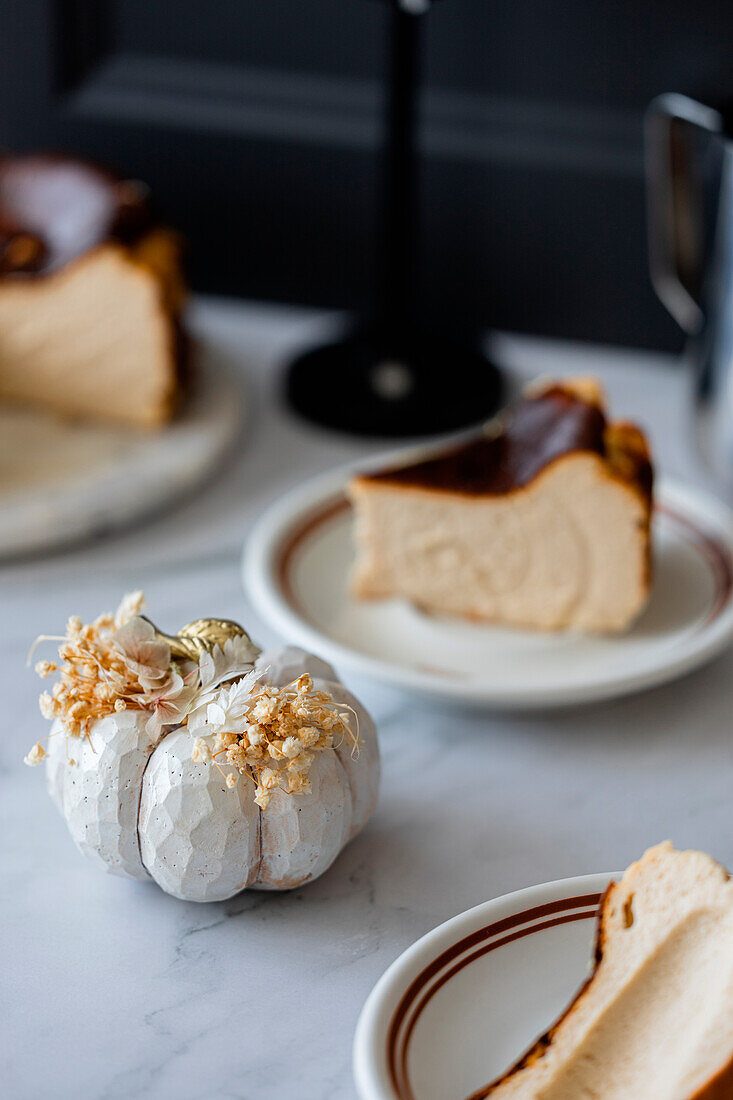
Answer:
(0, 154, 158, 277)
(605, 421, 653, 503)
(127, 228, 189, 418)
(359, 386, 652, 502)
(688, 1055, 733, 1100)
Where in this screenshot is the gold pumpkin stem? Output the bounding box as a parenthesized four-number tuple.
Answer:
(140, 616, 260, 663)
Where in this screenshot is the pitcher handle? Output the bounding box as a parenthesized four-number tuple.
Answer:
(646, 93, 722, 332)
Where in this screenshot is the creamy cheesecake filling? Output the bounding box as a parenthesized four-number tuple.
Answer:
(349, 380, 653, 632)
(0, 154, 185, 427)
(351, 455, 649, 631)
(535, 911, 733, 1100)
(477, 845, 733, 1100)
(0, 246, 178, 427)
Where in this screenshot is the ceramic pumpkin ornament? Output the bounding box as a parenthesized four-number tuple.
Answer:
(26, 593, 379, 901)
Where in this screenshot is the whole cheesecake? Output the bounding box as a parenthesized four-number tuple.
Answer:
(348, 378, 653, 633)
(0, 154, 186, 428)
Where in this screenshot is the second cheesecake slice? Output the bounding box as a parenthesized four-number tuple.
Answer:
(348, 379, 653, 633)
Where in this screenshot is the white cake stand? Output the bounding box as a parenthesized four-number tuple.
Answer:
(0, 344, 243, 557)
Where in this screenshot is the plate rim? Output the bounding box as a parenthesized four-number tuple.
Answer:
(352, 871, 615, 1100)
(242, 466, 733, 707)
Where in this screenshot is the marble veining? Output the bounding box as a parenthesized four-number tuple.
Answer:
(3, 299, 732, 1099)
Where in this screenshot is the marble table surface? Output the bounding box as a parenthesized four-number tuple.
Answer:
(4, 298, 733, 1100)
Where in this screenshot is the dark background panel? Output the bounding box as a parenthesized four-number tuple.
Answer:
(116, 0, 382, 79)
(2, 0, 730, 350)
(425, 0, 732, 106)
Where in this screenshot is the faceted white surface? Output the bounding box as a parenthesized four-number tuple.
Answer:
(256, 747, 353, 890)
(44, 717, 67, 813)
(256, 644, 337, 687)
(63, 710, 154, 880)
(326, 681, 380, 840)
(139, 727, 260, 902)
(254, 648, 380, 865)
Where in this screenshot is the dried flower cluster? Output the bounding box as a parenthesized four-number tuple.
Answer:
(26, 592, 356, 814)
(189, 671, 359, 809)
(31, 592, 191, 744)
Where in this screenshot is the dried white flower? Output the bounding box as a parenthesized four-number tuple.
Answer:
(298, 726, 320, 748)
(24, 743, 46, 766)
(288, 751, 314, 774)
(254, 787, 271, 809)
(114, 590, 146, 628)
(247, 724, 264, 746)
(39, 692, 55, 719)
(281, 736, 301, 759)
(251, 694, 282, 724)
(197, 635, 260, 695)
(191, 738, 212, 763)
(114, 617, 171, 693)
(188, 668, 262, 736)
(144, 671, 199, 742)
(260, 768, 280, 790)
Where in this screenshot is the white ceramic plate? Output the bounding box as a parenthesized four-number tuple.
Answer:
(353, 873, 612, 1100)
(0, 343, 243, 557)
(242, 463, 733, 708)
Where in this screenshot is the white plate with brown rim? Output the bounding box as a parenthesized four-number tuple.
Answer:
(352, 873, 613, 1100)
(242, 462, 733, 708)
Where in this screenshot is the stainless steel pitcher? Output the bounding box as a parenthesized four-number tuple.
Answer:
(646, 93, 733, 490)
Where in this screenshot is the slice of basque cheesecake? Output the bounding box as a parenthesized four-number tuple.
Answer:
(472, 843, 733, 1100)
(348, 378, 653, 633)
(0, 154, 186, 428)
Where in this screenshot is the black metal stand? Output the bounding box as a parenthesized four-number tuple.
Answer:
(286, 0, 503, 437)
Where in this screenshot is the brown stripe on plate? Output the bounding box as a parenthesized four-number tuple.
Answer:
(386, 893, 602, 1100)
(657, 503, 733, 627)
(276, 493, 350, 616)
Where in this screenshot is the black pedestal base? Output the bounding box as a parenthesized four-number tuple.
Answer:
(285, 332, 503, 437)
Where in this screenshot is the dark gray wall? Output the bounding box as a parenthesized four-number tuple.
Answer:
(2, 0, 729, 349)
